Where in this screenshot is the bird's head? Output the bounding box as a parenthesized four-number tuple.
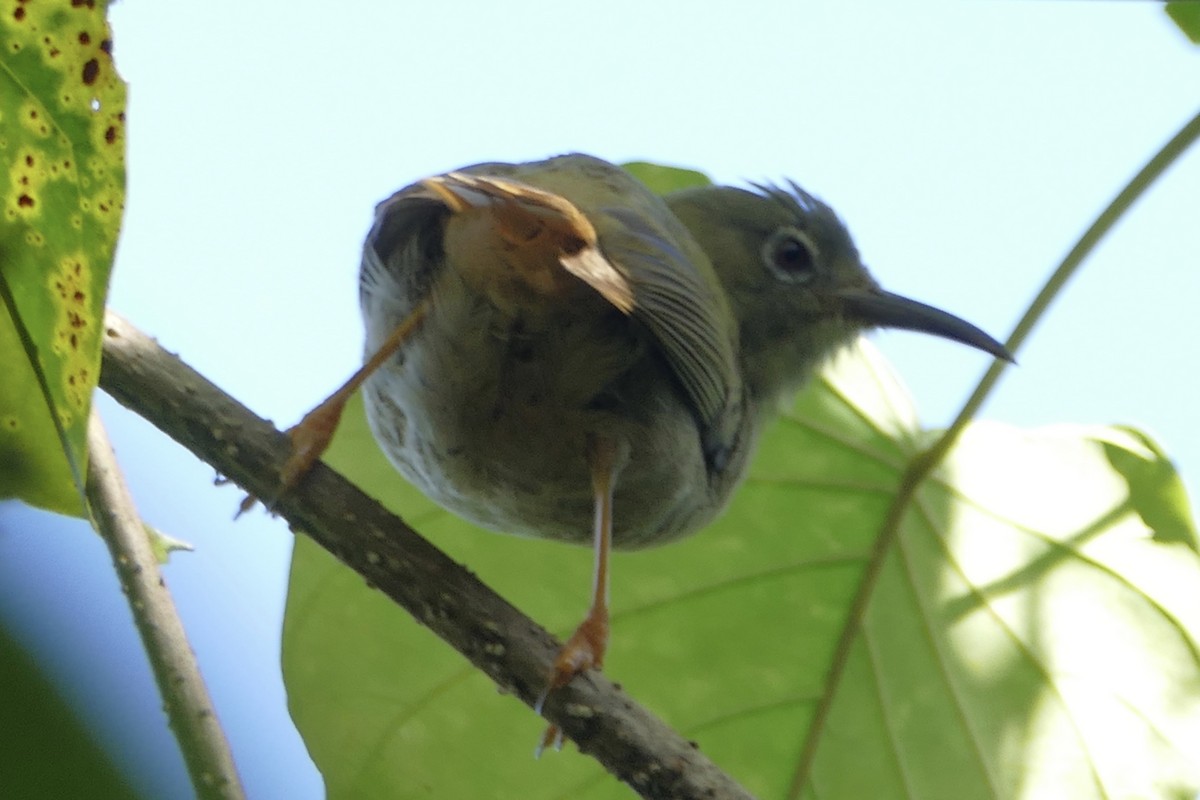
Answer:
(665, 182, 1010, 405)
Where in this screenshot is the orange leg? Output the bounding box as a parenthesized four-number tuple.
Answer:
(535, 434, 621, 756)
(238, 298, 430, 516)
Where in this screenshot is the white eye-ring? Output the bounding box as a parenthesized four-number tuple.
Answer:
(762, 227, 819, 282)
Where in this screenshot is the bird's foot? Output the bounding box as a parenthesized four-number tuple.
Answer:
(236, 394, 349, 517)
(534, 607, 609, 757)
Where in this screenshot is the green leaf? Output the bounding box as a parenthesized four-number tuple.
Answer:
(1167, 1, 1200, 44)
(0, 622, 140, 799)
(0, 1, 126, 515)
(1101, 425, 1198, 548)
(146, 523, 194, 566)
(621, 161, 712, 194)
(283, 341, 1200, 799)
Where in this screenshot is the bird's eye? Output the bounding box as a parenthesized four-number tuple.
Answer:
(763, 228, 818, 282)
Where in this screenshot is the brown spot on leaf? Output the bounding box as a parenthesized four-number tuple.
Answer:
(13, 7, 25, 20)
(100, 39, 112, 54)
(25, 154, 34, 167)
(78, 31, 91, 45)
(71, 0, 96, 7)
(81, 58, 99, 85)
(17, 194, 34, 208)
(104, 126, 116, 144)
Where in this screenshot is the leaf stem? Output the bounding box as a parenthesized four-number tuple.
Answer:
(787, 106, 1200, 797)
(942, 106, 1200, 452)
(85, 409, 246, 800)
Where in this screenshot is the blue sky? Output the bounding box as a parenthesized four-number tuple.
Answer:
(1, 2, 1197, 797)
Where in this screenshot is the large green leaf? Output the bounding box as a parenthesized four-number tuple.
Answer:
(0, 1, 126, 515)
(283, 340, 1200, 799)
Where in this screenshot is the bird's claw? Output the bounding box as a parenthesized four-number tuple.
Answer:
(533, 609, 608, 756)
(235, 396, 348, 518)
(534, 719, 564, 759)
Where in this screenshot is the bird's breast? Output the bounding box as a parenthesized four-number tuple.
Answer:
(360, 262, 743, 549)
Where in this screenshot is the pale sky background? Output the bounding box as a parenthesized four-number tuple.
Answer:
(1, 2, 1198, 797)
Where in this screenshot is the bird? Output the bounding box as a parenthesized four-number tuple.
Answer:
(274, 153, 1011, 753)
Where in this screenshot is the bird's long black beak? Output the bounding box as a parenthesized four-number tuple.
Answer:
(838, 288, 1013, 362)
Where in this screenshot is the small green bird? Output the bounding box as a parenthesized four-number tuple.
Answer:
(280, 153, 1010, 751)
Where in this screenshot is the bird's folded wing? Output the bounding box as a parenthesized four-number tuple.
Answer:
(592, 205, 739, 445)
(378, 170, 740, 459)
(420, 172, 636, 314)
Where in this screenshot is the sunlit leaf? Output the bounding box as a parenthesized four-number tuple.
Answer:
(0, 0, 126, 515)
(284, 339, 1200, 799)
(1102, 425, 1198, 548)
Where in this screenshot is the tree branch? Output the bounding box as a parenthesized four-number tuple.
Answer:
(98, 310, 755, 800)
(85, 409, 245, 799)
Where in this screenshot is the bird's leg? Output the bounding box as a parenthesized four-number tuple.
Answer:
(237, 298, 431, 516)
(535, 433, 622, 755)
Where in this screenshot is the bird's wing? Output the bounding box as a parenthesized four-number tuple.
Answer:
(359, 184, 449, 320)
(392, 166, 741, 464)
(418, 171, 636, 312)
(590, 203, 739, 451)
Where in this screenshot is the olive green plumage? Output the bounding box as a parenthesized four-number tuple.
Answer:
(358, 154, 1007, 549)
